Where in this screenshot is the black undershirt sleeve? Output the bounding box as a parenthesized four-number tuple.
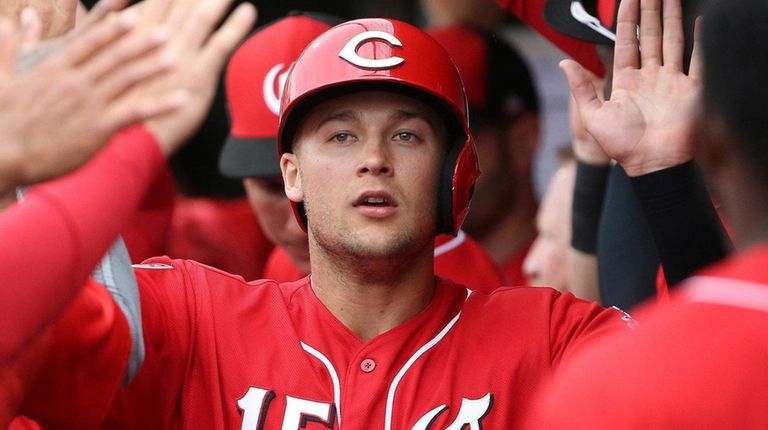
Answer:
(571, 161, 611, 254)
(630, 161, 733, 287)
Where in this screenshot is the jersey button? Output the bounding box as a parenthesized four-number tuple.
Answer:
(360, 358, 376, 373)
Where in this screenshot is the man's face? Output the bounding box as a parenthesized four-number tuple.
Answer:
(281, 91, 446, 261)
(243, 177, 310, 273)
(522, 162, 575, 291)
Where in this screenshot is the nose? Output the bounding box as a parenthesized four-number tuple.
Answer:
(357, 140, 392, 177)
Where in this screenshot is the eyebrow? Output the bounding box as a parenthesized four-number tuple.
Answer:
(389, 109, 438, 129)
(314, 110, 361, 132)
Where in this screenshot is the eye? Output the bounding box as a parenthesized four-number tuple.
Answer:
(393, 131, 418, 142)
(331, 132, 353, 143)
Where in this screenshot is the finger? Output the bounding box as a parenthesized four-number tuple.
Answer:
(56, 10, 137, 67)
(77, 0, 131, 30)
(560, 59, 603, 121)
(639, 0, 662, 67)
(688, 16, 703, 81)
(183, 0, 236, 49)
(661, 0, 684, 71)
(97, 49, 175, 101)
(0, 18, 19, 78)
(614, 0, 640, 70)
(20, 7, 42, 49)
(164, 0, 196, 38)
(199, 3, 256, 73)
(137, 0, 175, 28)
(106, 89, 189, 140)
(82, 28, 168, 82)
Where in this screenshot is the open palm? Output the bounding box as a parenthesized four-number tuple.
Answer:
(562, 0, 701, 176)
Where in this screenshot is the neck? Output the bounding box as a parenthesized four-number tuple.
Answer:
(308, 240, 437, 342)
(474, 188, 537, 265)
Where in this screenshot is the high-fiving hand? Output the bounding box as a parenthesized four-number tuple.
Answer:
(561, 0, 701, 176)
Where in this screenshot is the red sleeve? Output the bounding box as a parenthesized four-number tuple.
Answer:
(19, 280, 132, 429)
(0, 126, 165, 364)
(102, 257, 194, 429)
(497, 0, 605, 76)
(19, 260, 195, 429)
(548, 291, 636, 366)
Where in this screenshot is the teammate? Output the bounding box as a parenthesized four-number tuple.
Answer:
(1, 0, 256, 424)
(523, 150, 576, 294)
(217, 12, 340, 277)
(218, 14, 507, 290)
(17, 18, 632, 428)
(428, 25, 540, 285)
(0, 0, 196, 364)
(527, 0, 768, 426)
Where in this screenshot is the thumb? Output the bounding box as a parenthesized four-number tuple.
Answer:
(559, 59, 603, 121)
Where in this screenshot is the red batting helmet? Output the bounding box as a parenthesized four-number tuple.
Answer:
(277, 18, 480, 236)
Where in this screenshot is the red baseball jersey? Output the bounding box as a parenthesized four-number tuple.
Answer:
(121, 164, 176, 263)
(525, 244, 768, 429)
(168, 196, 274, 281)
(19, 257, 631, 429)
(502, 239, 533, 286)
(264, 230, 508, 292)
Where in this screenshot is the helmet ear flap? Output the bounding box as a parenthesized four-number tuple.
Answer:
(438, 136, 480, 235)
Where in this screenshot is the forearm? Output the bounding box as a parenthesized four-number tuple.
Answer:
(567, 250, 600, 302)
(0, 125, 164, 364)
(631, 162, 732, 287)
(569, 161, 610, 298)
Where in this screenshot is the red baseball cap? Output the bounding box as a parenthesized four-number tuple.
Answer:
(428, 25, 539, 125)
(218, 12, 341, 178)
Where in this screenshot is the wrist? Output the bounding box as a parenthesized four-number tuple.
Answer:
(571, 161, 610, 253)
(573, 138, 611, 166)
(0, 140, 27, 191)
(622, 156, 693, 177)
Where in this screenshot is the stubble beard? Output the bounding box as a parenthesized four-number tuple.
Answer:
(303, 192, 436, 281)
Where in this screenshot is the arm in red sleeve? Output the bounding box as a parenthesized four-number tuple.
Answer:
(0, 125, 165, 364)
(496, 0, 605, 76)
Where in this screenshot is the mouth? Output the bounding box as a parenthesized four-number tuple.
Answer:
(353, 191, 398, 208)
(353, 191, 398, 219)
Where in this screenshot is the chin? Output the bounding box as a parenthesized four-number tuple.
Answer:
(343, 234, 415, 259)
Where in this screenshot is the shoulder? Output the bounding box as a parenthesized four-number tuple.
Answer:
(463, 285, 625, 327)
(132, 256, 285, 309)
(133, 256, 278, 286)
(528, 297, 768, 428)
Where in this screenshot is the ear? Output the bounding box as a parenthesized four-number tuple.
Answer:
(281, 153, 304, 203)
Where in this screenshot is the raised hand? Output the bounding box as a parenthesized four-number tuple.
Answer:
(560, 0, 701, 176)
(135, 0, 257, 154)
(0, 9, 185, 189)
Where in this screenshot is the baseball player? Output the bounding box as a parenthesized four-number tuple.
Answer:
(522, 152, 576, 294)
(218, 13, 507, 291)
(526, 0, 768, 426)
(1, 0, 256, 424)
(16, 18, 632, 428)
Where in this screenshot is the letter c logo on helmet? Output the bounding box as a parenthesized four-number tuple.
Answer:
(338, 31, 405, 69)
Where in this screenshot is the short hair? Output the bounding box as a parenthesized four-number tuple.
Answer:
(701, 0, 768, 184)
